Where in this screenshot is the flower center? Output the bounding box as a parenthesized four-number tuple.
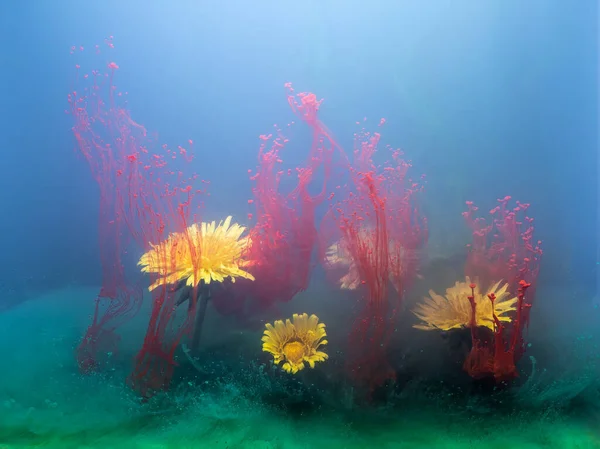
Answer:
(282, 340, 306, 364)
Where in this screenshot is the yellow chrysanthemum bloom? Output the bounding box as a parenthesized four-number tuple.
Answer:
(325, 228, 405, 291)
(325, 241, 362, 289)
(412, 277, 517, 332)
(262, 313, 328, 374)
(138, 216, 255, 291)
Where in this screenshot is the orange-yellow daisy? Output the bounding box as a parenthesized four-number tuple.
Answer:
(412, 277, 517, 332)
(262, 313, 328, 374)
(138, 215, 255, 291)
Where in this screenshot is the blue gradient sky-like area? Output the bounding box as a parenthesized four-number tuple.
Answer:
(0, 0, 596, 302)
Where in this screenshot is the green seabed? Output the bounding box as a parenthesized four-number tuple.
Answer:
(1, 390, 598, 449)
(1, 287, 598, 449)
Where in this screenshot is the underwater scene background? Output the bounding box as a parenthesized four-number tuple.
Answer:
(0, 1, 598, 448)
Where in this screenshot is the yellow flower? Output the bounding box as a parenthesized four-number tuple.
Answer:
(325, 241, 362, 289)
(325, 226, 422, 291)
(262, 313, 328, 374)
(325, 228, 397, 290)
(138, 215, 255, 291)
(412, 277, 517, 332)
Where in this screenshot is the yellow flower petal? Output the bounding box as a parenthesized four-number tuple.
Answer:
(261, 313, 329, 375)
(412, 277, 518, 332)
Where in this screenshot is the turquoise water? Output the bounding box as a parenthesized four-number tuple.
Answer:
(1, 288, 598, 448)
